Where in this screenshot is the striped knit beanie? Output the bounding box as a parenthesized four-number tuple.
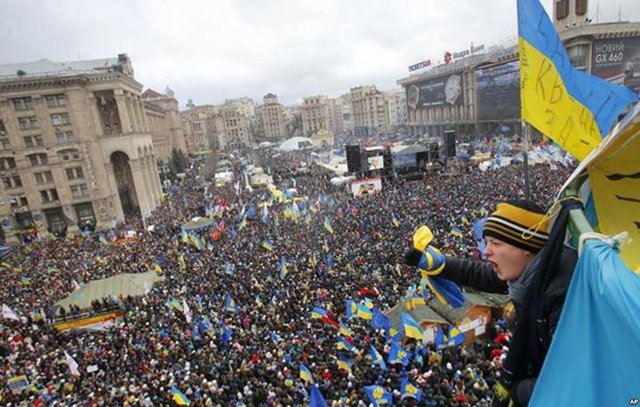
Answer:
(483, 201, 550, 253)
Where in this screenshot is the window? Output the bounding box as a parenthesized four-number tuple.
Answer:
(55, 130, 75, 144)
(575, 0, 587, 16)
(50, 113, 71, 126)
(555, 0, 569, 20)
(0, 157, 16, 170)
(40, 188, 59, 203)
(12, 97, 34, 111)
(70, 184, 88, 198)
(10, 194, 28, 208)
(2, 175, 22, 189)
(45, 94, 66, 108)
(58, 148, 80, 161)
(18, 117, 39, 130)
(23, 135, 44, 148)
(27, 153, 48, 166)
(34, 170, 54, 184)
(66, 166, 84, 180)
(568, 44, 589, 71)
(0, 138, 11, 151)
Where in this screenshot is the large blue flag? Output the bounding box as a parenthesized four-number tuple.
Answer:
(531, 240, 640, 406)
(364, 385, 393, 406)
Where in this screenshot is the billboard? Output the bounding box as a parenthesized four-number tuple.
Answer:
(351, 177, 382, 197)
(591, 37, 640, 95)
(367, 155, 384, 170)
(406, 74, 464, 109)
(475, 60, 521, 121)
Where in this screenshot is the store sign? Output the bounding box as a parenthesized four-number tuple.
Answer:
(409, 59, 432, 72)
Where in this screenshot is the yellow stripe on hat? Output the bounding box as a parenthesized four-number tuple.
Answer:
(493, 203, 549, 233)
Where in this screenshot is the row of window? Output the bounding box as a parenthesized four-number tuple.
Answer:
(2, 167, 85, 189)
(0, 130, 76, 151)
(11, 95, 67, 111)
(17, 113, 71, 131)
(0, 149, 81, 170)
(8, 183, 88, 208)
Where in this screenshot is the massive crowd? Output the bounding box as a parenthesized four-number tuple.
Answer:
(0, 149, 574, 406)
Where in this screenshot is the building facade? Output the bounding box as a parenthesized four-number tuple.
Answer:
(349, 85, 387, 137)
(141, 88, 187, 161)
(179, 105, 216, 153)
(256, 93, 288, 142)
(397, 13, 639, 141)
(0, 54, 162, 242)
(301, 95, 331, 139)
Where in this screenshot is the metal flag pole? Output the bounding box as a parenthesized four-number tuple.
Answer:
(522, 121, 531, 201)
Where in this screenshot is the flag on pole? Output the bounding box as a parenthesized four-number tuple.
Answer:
(171, 385, 191, 406)
(64, 351, 80, 376)
(2, 304, 19, 321)
(323, 217, 334, 234)
(309, 384, 328, 407)
(182, 299, 192, 323)
(364, 385, 393, 406)
(517, 0, 636, 161)
(300, 363, 314, 384)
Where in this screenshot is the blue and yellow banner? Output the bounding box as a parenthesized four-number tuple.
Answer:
(517, 0, 636, 161)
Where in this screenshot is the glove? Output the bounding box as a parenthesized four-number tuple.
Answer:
(491, 381, 514, 407)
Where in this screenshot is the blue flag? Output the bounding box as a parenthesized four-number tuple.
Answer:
(531, 240, 640, 406)
(309, 384, 327, 407)
(364, 385, 393, 406)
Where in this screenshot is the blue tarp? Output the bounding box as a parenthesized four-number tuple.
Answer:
(531, 240, 640, 406)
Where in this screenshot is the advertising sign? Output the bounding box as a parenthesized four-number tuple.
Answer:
(350, 177, 382, 197)
(406, 74, 464, 109)
(367, 155, 384, 170)
(591, 37, 640, 95)
(476, 60, 521, 121)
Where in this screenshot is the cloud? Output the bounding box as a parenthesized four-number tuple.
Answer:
(1, 0, 638, 107)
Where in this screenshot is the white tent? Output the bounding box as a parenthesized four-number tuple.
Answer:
(278, 137, 313, 152)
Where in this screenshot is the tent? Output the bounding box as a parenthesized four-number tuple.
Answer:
(55, 271, 162, 310)
(278, 137, 313, 152)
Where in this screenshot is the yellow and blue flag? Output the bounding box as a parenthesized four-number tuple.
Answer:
(371, 308, 391, 331)
(364, 385, 393, 406)
(400, 378, 423, 402)
(166, 296, 183, 312)
(400, 312, 424, 341)
(338, 322, 354, 338)
(391, 213, 400, 228)
(356, 303, 372, 320)
(337, 355, 353, 372)
(311, 306, 328, 319)
(450, 227, 464, 238)
(323, 216, 334, 234)
(517, 0, 636, 161)
(300, 362, 314, 384)
(435, 326, 447, 349)
(388, 341, 411, 366)
(279, 256, 288, 279)
(309, 253, 317, 268)
(369, 345, 387, 371)
(422, 271, 465, 308)
(225, 294, 238, 313)
(363, 297, 374, 309)
(345, 299, 357, 320)
(171, 385, 191, 406)
(337, 337, 355, 352)
(262, 239, 273, 251)
(447, 325, 466, 346)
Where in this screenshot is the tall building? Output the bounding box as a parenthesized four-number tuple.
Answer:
(384, 90, 408, 128)
(216, 99, 253, 150)
(349, 85, 386, 137)
(180, 105, 217, 153)
(141, 88, 187, 160)
(256, 93, 289, 142)
(0, 54, 162, 242)
(301, 95, 330, 138)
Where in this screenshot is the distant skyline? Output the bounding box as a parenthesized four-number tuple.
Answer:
(2, 0, 639, 108)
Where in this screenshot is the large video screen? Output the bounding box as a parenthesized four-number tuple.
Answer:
(475, 60, 521, 121)
(591, 37, 640, 95)
(406, 74, 465, 109)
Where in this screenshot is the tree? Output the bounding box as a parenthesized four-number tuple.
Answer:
(170, 148, 187, 174)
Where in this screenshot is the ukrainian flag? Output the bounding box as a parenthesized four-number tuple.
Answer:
(356, 303, 372, 320)
(338, 322, 354, 338)
(422, 271, 465, 308)
(300, 362, 314, 384)
(323, 216, 334, 234)
(388, 341, 411, 366)
(337, 355, 353, 372)
(311, 306, 328, 319)
(279, 256, 288, 279)
(225, 294, 238, 313)
(450, 227, 464, 238)
(518, 0, 636, 161)
(401, 312, 424, 340)
(171, 385, 191, 406)
(391, 214, 400, 228)
(363, 297, 374, 309)
(369, 345, 387, 371)
(262, 239, 273, 251)
(337, 337, 355, 352)
(435, 326, 447, 349)
(345, 299, 357, 320)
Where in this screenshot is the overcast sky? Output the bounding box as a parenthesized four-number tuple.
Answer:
(2, 0, 639, 108)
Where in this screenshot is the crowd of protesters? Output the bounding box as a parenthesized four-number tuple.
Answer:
(0, 148, 574, 406)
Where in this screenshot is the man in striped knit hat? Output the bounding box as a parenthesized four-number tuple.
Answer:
(405, 199, 578, 407)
